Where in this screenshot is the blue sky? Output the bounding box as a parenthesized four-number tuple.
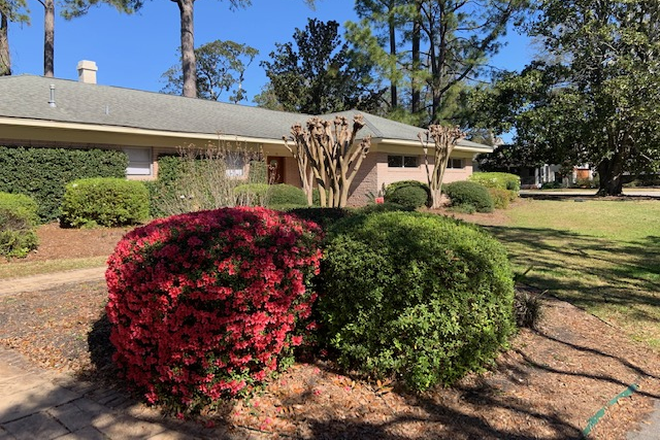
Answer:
(8, 0, 534, 104)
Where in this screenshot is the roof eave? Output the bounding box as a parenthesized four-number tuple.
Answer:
(374, 137, 494, 153)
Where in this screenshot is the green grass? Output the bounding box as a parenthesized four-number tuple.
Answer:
(0, 256, 108, 280)
(477, 199, 660, 349)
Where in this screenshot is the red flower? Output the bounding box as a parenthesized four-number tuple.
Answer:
(106, 207, 322, 413)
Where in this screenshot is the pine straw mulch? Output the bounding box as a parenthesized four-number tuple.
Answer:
(0, 222, 660, 439)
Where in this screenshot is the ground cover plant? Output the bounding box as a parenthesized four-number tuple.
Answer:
(105, 207, 323, 415)
(480, 198, 660, 349)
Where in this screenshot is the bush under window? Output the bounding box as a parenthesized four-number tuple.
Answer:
(443, 181, 495, 213)
(60, 178, 149, 228)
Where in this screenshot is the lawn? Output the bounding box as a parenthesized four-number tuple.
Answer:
(478, 198, 660, 349)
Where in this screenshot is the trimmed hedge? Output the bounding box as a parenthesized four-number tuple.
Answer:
(469, 172, 521, 192)
(60, 178, 149, 228)
(315, 212, 515, 391)
(0, 192, 39, 258)
(106, 207, 323, 414)
(266, 184, 308, 209)
(384, 185, 428, 210)
(0, 147, 128, 222)
(235, 183, 270, 206)
(443, 181, 494, 213)
(384, 180, 432, 207)
(488, 188, 512, 209)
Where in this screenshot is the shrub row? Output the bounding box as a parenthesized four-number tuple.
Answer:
(106, 205, 516, 411)
(0, 192, 39, 258)
(0, 147, 127, 221)
(469, 172, 521, 192)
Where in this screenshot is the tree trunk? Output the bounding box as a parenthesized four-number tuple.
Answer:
(388, 17, 397, 108)
(44, 0, 55, 77)
(596, 152, 624, 196)
(0, 11, 10, 76)
(411, 1, 421, 114)
(177, 0, 197, 98)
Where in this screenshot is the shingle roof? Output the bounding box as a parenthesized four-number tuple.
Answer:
(0, 74, 490, 150)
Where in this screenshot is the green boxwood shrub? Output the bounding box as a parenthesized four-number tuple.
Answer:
(469, 172, 521, 192)
(0, 192, 39, 258)
(0, 147, 127, 222)
(315, 212, 515, 391)
(384, 185, 428, 210)
(235, 183, 270, 206)
(384, 180, 432, 207)
(266, 184, 308, 209)
(354, 202, 412, 215)
(443, 181, 494, 213)
(60, 178, 149, 228)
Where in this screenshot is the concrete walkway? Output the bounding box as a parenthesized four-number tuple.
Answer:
(0, 267, 107, 297)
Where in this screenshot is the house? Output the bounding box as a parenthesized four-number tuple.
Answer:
(0, 61, 493, 205)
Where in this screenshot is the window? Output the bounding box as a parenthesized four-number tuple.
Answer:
(447, 158, 465, 169)
(388, 155, 418, 168)
(124, 147, 152, 176)
(225, 155, 245, 177)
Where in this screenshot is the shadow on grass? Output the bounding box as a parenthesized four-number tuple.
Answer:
(483, 226, 660, 322)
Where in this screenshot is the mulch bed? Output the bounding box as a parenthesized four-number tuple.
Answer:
(1, 281, 659, 439)
(1, 222, 659, 439)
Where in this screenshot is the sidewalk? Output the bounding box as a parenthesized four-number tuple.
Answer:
(0, 267, 107, 297)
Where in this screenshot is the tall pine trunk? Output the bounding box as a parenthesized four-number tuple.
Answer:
(44, 0, 54, 77)
(388, 17, 397, 108)
(0, 12, 10, 76)
(411, 1, 421, 114)
(177, 0, 197, 98)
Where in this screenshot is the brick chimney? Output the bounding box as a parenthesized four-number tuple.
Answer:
(77, 60, 98, 84)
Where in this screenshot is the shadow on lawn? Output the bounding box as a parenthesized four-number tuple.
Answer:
(483, 226, 660, 322)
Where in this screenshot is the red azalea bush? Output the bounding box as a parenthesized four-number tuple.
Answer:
(105, 207, 323, 414)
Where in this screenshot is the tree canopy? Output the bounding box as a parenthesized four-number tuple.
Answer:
(161, 39, 258, 102)
(346, 0, 528, 126)
(257, 18, 385, 114)
(473, 0, 660, 196)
